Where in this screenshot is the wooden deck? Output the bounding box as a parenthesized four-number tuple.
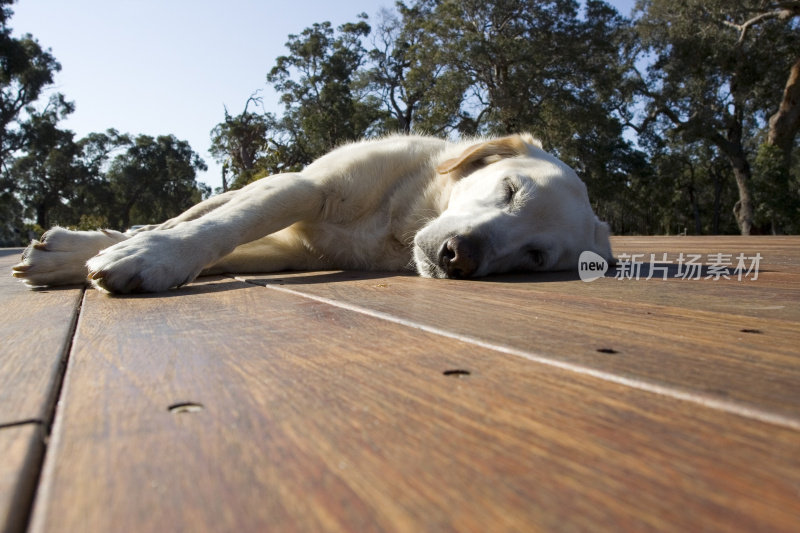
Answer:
(1, 236, 799, 532)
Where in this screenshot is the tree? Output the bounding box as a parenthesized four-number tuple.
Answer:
(9, 106, 129, 230)
(209, 94, 272, 191)
(725, 3, 800, 167)
(104, 135, 207, 229)
(643, 138, 740, 235)
(69, 129, 133, 228)
(0, 189, 22, 244)
(394, 0, 643, 226)
(633, 0, 800, 234)
(366, 4, 469, 134)
(433, 0, 585, 134)
(12, 129, 207, 232)
(0, 0, 62, 172)
(265, 16, 386, 168)
(1, 0, 64, 243)
(768, 56, 800, 166)
(10, 96, 82, 228)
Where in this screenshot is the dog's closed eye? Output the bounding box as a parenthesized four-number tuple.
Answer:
(527, 248, 545, 267)
(502, 178, 518, 205)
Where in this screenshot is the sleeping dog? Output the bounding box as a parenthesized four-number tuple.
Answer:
(12, 133, 614, 293)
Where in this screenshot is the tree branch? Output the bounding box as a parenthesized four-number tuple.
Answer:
(722, 11, 782, 44)
(713, 3, 800, 45)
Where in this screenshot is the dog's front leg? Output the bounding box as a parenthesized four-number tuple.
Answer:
(86, 173, 324, 293)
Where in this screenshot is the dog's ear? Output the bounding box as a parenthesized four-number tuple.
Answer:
(437, 134, 539, 177)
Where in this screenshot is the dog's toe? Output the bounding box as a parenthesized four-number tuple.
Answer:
(11, 264, 32, 274)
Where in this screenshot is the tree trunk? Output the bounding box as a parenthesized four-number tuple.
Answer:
(721, 94, 754, 235)
(689, 186, 702, 234)
(36, 204, 48, 229)
(121, 201, 134, 230)
(767, 57, 800, 167)
(730, 153, 753, 235)
(712, 168, 723, 234)
(686, 163, 702, 234)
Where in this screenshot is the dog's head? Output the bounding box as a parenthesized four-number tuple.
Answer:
(413, 134, 613, 278)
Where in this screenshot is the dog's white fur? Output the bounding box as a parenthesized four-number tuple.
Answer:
(12, 134, 613, 293)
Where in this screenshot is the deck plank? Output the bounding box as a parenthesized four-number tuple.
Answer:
(612, 235, 800, 275)
(238, 236, 800, 422)
(0, 424, 45, 533)
(30, 276, 800, 532)
(0, 250, 83, 426)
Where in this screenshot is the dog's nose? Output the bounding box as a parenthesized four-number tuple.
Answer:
(438, 236, 478, 278)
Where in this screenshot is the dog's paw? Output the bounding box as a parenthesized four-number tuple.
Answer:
(12, 227, 127, 288)
(85, 231, 207, 294)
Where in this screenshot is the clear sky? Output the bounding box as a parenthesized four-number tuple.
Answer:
(10, 0, 637, 191)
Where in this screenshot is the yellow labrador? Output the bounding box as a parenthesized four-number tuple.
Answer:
(12, 134, 613, 293)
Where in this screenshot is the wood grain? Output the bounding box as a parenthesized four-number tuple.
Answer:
(237, 236, 800, 423)
(0, 424, 45, 533)
(0, 250, 83, 425)
(30, 277, 800, 533)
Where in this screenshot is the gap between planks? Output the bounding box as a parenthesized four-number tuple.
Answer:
(0, 420, 41, 431)
(19, 288, 86, 533)
(236, 277, 800, 432)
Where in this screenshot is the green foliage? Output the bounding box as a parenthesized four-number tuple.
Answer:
(74, 213, 110, 231)
(0, 189, 23, 245)
(644, 142, 741, 235)
(633, 0, 800, 233)
(209, 95, 272, 191)
(753, 142, 800, 233)
(104, 135, 208, 228)
(264, 16, 387, 169)
(367, 3, 470, 134)
(0, 0, 64, 172)
(6, 121, 207, 232)
(10, 97, 86, 228)
(1, 0, 66, 243)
